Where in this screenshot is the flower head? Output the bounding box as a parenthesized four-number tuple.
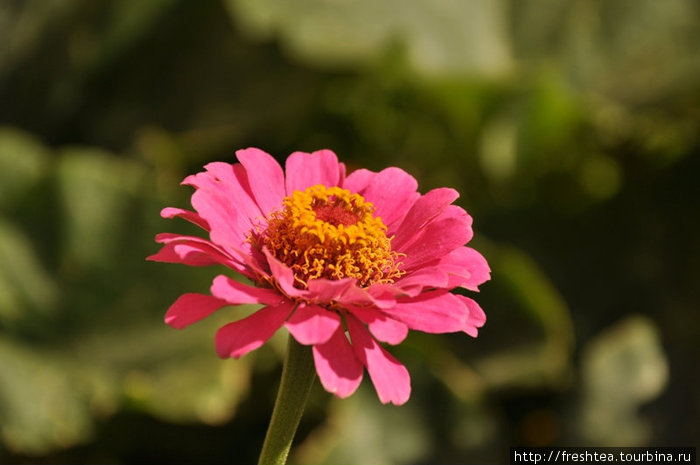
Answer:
(149, 148, 490, 405)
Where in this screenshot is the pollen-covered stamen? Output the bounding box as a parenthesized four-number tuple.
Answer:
(261, 184, 404, 288)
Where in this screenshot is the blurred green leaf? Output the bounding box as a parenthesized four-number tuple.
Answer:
(73, 311, 254, 427)
(293, 387, 431, 465)
(577, 153, 622, 200)
(577, 316, 668, 446)
(225, 0, 513, 76)
(475, 243, 575, 389)
(0, 337, 93, 454)
(0, 137, 255, 455)
(0, 219, 58, 325)
(0, 127, 51, 210)
(56, 148, 146, 269)
(517, 71, 582, 172)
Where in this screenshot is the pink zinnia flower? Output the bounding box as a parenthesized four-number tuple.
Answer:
(149, 148, 490, 405)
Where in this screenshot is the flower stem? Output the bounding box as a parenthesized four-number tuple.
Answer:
(258, 335, 316, 465)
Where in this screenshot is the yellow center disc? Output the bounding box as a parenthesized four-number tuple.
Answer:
(261, 184, 403, 288)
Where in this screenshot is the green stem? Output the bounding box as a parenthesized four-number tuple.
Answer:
(258, 335, 316, 465)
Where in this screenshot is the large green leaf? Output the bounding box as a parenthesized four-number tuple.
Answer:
(576, 316, 668, 446)
(225, 0, 513, 76)
(0, 127, 51, 210)
(0, 220, 58, 325)
(0, 131, 254, 454)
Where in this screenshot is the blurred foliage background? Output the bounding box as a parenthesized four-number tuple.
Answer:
(0, 0, 698, 463)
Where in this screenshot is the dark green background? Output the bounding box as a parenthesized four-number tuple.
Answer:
(0, 1, 698, 463)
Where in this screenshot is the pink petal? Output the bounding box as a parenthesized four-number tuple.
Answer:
(338, 283, 398, 309)
(148, 241, 227, 267)
(456, 295, 486, 337)
(348, 167, 419, 229)
(348, 306, 408, 345)
(312, 327, 363, 398)
(307, 277, 355, 302)
(392, 188, 459, 250)
(215, 302, 293, 358)
(160, 207, 210, 231)
(212, 238, 269, 280)
(366, 283, 403, 303)
(148, 234, 246, 271)
(397, 205, 473, 273)
(284, 303, 341, 345)
(149, 242, 240, 268)
(395, 267, 449, 297)
(210, 275, 284, 306)
(263, 248, 309, 299)
(381, 291, 468, 334)
(285, 149, 343, 194)
(346, 315, 411, 405)
(438, 247, 491, 291)
(186, 162, 262, 249)
(342, 168, 374, 193)
(165, 293, 229, 329)
(236, 148, 286, 215)
(153, 232, 200, 244)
